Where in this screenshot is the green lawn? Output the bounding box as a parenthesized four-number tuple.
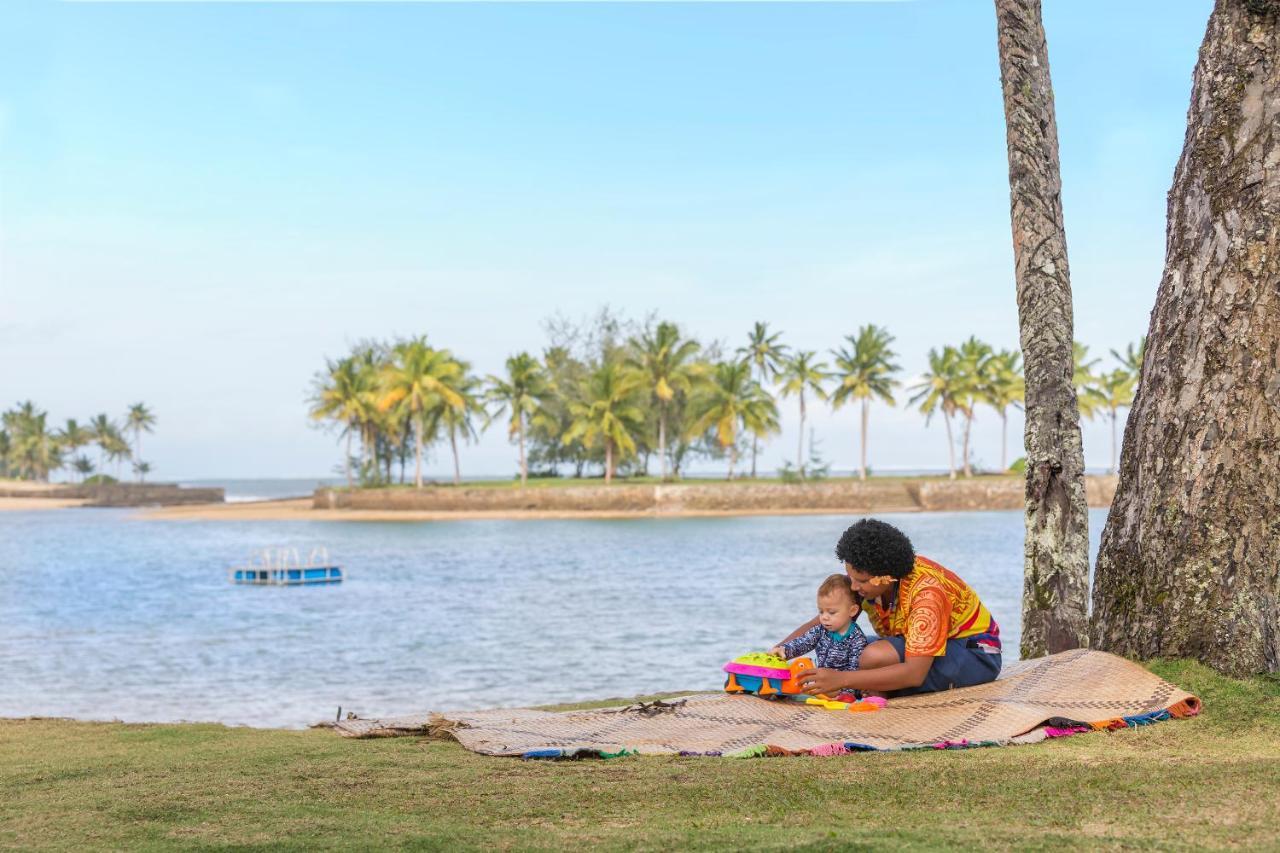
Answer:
(2, 661, 1277, 851)
(330, 473, 1023, 491)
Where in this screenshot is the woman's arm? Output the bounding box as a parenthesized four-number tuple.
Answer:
(797, 655, 933, 695)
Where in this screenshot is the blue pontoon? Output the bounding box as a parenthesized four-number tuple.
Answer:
(230, 547, 343, 586)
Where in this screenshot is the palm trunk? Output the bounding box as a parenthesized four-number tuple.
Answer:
(996, 0, 1089, 656)
(134, 427, 142, 482)
(658, 405, 668, 481)
(344, 430, 353, 488)
(797, 392, 806, 480)
(413, 418, 423, 489)
(962, 412, 974, 477)
(518, 413, 528, 487)
(750, 435, 758, 479)
(605, 441, 614, 485)
(728, 442, 737, 481)
(450, 426, 461, 485)
(943, 411, 957, 479)
(1094, 0, 1280, 676)
(1000, 409, 1009, 471)
(859, 398, 869, 481)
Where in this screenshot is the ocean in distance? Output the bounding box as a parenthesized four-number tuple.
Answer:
(0, 505, 1108, 728)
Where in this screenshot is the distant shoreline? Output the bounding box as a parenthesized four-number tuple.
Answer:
(139, 475, 1118, 522)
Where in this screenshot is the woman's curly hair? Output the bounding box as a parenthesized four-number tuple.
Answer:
(835, 519, 915, 578)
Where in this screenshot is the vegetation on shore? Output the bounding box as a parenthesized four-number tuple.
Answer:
(2, 660, 1275, 850)
(0, 402, 156, 484)
(309, 310, 1143, 489)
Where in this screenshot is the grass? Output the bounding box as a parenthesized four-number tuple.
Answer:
(2, 661, 1277, 851)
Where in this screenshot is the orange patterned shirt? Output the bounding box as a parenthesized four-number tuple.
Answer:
(864, 555, 1000, 658)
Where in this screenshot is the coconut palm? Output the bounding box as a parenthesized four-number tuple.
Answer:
(777, 351, 829, 479)
(984, 349, 1025, 471)
(627, 321, 702, 481)
(132, 460, 152, 483)
(377, 337, 464, 489)
(88, 414, 115, 475)
(1092, 368, 1136, 474)
(562, 362, 647, 484)
(432, 363, 487, 486)
(309, 356, 370, 488)
(908, 346, 964, 479)
(7, 404, 62, 481)
(103, 430, 131, 480)
(954, 336, 994, 477)
(1073, 341, 1106, 421)
(1110, 336, 1147, 378)
(58, 419, 92, 472)
(72, 455, 94, 483)
(829, 325, 900, 481)
(736, 322, 788, 478)
(125, 403, 156, 480)
(688, 360, 781, 480)
(486, 353, 551, 486)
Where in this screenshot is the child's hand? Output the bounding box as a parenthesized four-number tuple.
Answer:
(768, 645, 787, 659)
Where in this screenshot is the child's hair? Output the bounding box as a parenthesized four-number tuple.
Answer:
(817, 573, 855, 603)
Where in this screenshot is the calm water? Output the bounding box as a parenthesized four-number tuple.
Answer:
(0, 508, 1107, 728)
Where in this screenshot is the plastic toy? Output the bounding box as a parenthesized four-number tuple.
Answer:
(723, 652, 885, 712)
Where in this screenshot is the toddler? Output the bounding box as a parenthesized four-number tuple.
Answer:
(770, 574, 868, 682)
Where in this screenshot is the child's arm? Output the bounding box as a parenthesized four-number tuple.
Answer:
(774, 625, 821, 659)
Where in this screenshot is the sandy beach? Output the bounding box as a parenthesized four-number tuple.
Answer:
(0, 496, 89, 511)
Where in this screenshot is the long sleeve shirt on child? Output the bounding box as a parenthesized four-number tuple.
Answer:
(781, 622, 868, 671)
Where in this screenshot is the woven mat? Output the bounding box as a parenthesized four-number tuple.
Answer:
(323, 650, 1200, 756)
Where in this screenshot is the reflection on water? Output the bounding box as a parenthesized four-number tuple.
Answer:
(0, 508, 1106, 728)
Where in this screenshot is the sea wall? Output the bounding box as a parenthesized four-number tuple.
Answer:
(0, 483, 225, 507)
(314, 476, 1117, 515)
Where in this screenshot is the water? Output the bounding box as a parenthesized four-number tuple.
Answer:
(0, 508, 1107, 728)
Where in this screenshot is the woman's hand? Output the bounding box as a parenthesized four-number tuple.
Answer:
(797, 667, 852, 696)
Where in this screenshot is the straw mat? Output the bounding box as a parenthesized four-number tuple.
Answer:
(324, 650, 1200, 757)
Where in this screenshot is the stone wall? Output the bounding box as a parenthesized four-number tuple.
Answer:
(315, 476, 1117, 515)
(0, 483, 225, 506)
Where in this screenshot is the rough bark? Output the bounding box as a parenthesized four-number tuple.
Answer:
(994, 0, 1090, 656)
(1092, 0, 1280, 676)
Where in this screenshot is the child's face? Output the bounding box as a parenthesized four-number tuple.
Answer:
(816, 591, 859, 633)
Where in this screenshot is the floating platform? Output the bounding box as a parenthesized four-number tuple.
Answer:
(230, 547, 343, 586)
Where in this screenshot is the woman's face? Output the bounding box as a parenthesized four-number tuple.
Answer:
(845, 563, 896, 601)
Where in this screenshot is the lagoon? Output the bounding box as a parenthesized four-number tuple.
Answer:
(0, 508, 1107, 728)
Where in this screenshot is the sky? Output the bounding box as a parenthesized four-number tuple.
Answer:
(0, 0, 1213, 480)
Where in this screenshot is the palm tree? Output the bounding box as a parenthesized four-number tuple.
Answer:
(103, 430, 131, 480)
(562, 362, 646, 484)
(433, 364, 486, 486)
(954, 336, 994, 477)
(7, 404, 62, 481)
(829, 325, 900, 481)
(984, 350, 1025, 471)
(125, 403, 156, 480)
(736, 322, 788, 478)
(1092, 368, 1136, 475)
(688, 360, 781, 480)
(486, 353, 550, 487)
(89, 414, 114, 475)
(628, 322, 702, 481)
(72, 455, 94, 483)
(908, 346, 964, 479)
(377, 337, 464, 489)
(1073, 341, 1105, 421)
(777, 351, 829, 479)
(309, 356, 368, 488)
(132, 460, 152, 483)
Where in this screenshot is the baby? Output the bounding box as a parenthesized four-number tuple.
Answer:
(770, 574, 868, 683)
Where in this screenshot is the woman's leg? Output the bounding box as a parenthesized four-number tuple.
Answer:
(858, 639, 901, 671)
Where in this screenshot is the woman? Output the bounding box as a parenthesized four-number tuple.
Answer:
(779, 518, 1002, 697)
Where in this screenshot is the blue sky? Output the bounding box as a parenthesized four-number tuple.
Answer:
(1, 0, 1211, 479)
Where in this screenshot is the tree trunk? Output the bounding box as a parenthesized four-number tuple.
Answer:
(134, 427, 142, 482)
(518, 413, 527, 487)
(728, 442, 737, 481)
(962, 412, 974, 477)
(943, 410, 957, 479)
(1109, 409, 1118, 476)
(797, 392, 806, 480)
(750, 435, 758, 478)
(450, 426, 461, 486)
(658, 405, 668, 481)
(605, 441, 614, 485)
(413, 418, 423, 489)
(1000, 409, 1009, 471)
(344, 429, 353, 489)
(1092, 0, 1280, 676)
(995, 0, 1090, 656)
(859, 398, 869, 480)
